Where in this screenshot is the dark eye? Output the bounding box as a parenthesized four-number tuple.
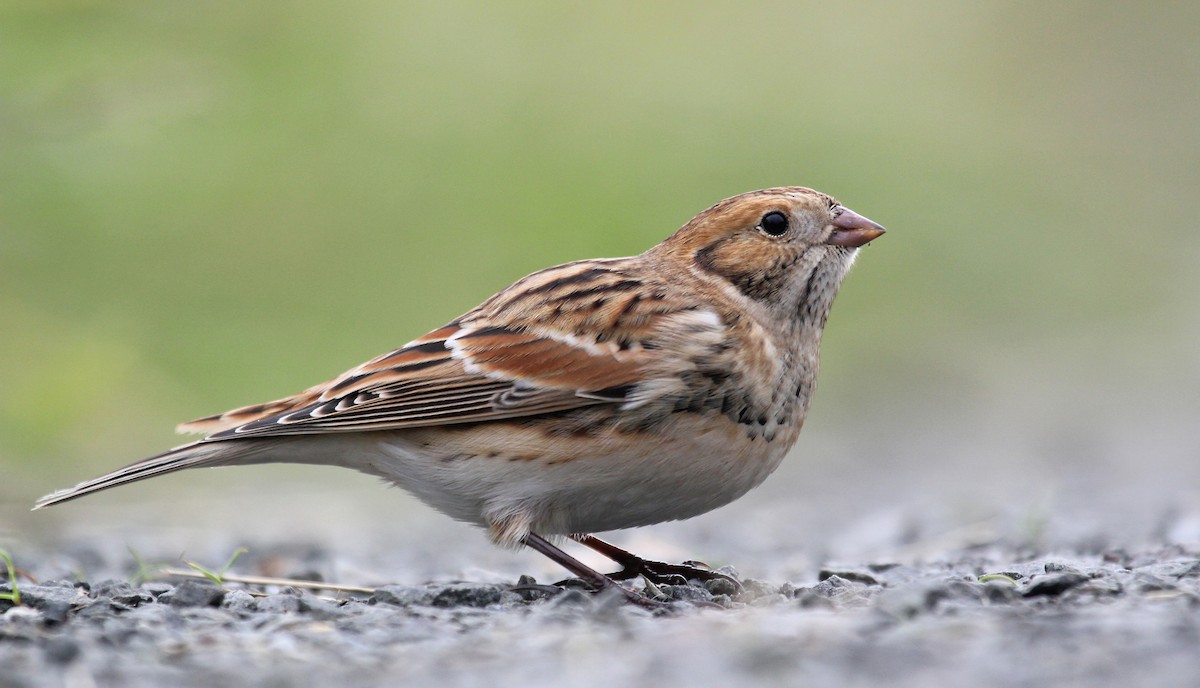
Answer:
(759, 211, 789, 236)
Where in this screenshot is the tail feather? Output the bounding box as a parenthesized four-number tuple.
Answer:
(33, 441, 253, 510)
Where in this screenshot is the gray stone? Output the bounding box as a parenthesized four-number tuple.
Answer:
(158, 581, 225, 608)
(811, 574, 869, 601)
(19, 582, 87, 623)
(1022, 573, 1090, 598)
(219, 589, 259, 613)
(660, 583, 713, 603)
(92, 580, 155, 607)
(705, 576, 741, 597)
(431, 583, 504, 608)
(736, 578, 779, 603)
(1044, 562, 1084, 575)
(256, 592, 302, 613)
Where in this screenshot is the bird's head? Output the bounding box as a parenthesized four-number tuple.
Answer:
(654, 187, 884, 324)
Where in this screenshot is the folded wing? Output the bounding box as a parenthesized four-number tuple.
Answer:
(179, 319, 649, 441)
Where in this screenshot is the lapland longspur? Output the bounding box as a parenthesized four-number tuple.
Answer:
(37, 187, 884, 605)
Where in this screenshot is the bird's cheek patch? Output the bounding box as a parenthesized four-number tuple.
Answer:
(694, 240, 798, 303)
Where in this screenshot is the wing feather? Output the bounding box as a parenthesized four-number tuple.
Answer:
(195, 325, 649, 441)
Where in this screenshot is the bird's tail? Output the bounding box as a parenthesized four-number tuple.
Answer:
(33, 440, 265, 510)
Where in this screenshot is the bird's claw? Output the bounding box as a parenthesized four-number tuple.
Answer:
(606, 560, 743, 591)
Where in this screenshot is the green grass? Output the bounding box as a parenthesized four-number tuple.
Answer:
(0, 549, 21, 606)
(127, 545, 170, 586)
(977, 573, 1019, 586)
(184, 547, 249, 587)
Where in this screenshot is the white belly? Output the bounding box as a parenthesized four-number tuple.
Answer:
(358, 411, 794, 539)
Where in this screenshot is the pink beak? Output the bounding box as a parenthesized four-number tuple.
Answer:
(826, 207, 886, 248)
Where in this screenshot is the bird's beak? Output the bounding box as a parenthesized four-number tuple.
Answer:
(826, 207, 886, 248)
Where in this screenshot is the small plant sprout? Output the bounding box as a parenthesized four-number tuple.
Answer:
(127, 545, 172, 585)
(184, 547, 249, 587)
(0, 548, 22, 606)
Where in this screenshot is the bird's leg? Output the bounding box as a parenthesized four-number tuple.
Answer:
(571, 534, 743, 591)
(520, 533, 666, 609)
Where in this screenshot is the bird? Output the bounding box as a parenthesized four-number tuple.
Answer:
(35, 186, 884, 606)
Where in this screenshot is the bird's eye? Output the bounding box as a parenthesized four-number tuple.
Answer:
(758, 211, 789, 236)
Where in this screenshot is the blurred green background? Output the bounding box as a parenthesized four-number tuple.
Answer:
(2, 1, 1198, 546)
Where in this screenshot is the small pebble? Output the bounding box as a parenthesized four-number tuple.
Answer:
(431, 584, 504, 608)
(705, 577, 741, 597)
(220, 590, 259, 613)
(159, 581, 225, 608)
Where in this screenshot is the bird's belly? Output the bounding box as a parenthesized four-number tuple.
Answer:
(366, 410, 796, 536)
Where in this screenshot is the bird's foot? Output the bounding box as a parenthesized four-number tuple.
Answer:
(605, 558, 742, 591)
(519, 533, 671, 610)
(571, 534, 743, 591)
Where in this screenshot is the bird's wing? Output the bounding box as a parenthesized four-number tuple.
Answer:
(179, 321, 649, 440)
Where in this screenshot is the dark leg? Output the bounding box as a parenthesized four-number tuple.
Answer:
(572, 534, 743, 591)
(520, 533, 666, 609)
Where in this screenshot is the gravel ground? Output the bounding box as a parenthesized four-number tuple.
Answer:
(3, 521, 1200, 687)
